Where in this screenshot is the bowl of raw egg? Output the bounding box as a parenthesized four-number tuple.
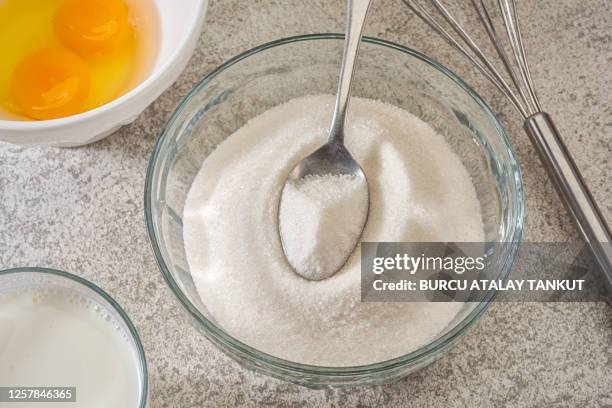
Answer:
(0, 0, 208, 147)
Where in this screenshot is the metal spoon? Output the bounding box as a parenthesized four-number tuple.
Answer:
(278, 0, 372, 281)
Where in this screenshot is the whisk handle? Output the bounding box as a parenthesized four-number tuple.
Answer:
(525, 112, 612, 290)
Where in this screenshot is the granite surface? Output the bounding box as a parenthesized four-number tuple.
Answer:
(1, 0, 612, 406)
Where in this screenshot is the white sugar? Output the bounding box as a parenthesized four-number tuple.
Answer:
(183, 95, 484, 366)
(279, 174, 368, 281)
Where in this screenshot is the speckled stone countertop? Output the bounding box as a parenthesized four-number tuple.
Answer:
(1, 0, 611, 406)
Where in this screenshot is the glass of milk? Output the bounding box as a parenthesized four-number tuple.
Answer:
(0, 267, 148, 408)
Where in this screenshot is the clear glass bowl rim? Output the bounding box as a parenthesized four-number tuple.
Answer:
(0, 266, 149, 406)
(144, 33, 524, 377)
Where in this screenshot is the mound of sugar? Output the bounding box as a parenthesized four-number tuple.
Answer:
(183, 95, 484, 366)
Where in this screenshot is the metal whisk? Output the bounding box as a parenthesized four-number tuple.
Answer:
(402, 0, 612, 290)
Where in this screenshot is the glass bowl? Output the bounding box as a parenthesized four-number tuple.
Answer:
(0, 267, 148, 406)
(145, 34, 524, 387)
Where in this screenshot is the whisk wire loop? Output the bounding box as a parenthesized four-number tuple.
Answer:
(509, 0, 542, 112)
(401, 0, 541, 117)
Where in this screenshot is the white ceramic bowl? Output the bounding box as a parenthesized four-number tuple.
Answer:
(0, 0, 208, 147)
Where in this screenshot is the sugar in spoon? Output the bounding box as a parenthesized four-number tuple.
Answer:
(278, 0, 372, 281)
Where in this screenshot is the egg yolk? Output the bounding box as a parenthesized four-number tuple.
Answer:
(10, 48, 91, 120)
(54, 0, 131, 55)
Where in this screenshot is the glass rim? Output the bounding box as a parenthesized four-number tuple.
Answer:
(144, 33, 525, 377)
(0, 266, 149, 406)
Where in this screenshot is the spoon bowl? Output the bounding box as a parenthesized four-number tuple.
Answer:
(280, 141, 369, 281)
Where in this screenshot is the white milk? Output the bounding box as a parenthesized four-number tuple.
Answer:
(0, 286, 142, 408)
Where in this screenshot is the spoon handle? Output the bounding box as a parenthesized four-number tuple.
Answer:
(329, 0, 372, 145)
